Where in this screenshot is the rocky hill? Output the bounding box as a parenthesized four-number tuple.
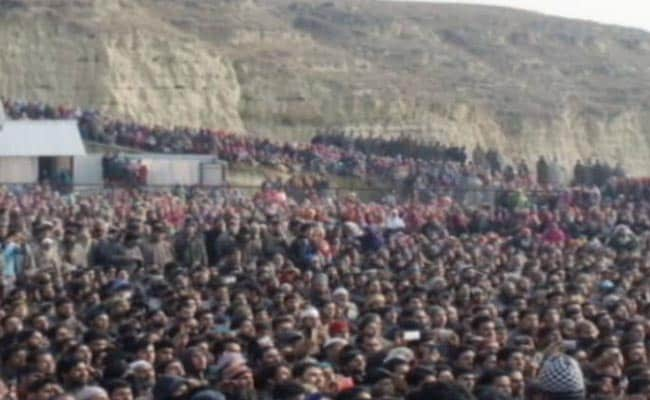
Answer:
(1, 0, 650, 173)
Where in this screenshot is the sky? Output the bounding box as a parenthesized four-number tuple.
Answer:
(393, 0, 650, 32)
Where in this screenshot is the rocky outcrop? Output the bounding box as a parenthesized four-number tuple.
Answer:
(2, 0, 650, 174)
(0, 0, 243, 131)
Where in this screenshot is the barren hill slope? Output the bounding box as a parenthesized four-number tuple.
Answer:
(1, 0, 650, 173)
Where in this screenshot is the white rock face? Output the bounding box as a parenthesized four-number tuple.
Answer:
(2, 0, 650, 174)
(0, 0, 243, 131)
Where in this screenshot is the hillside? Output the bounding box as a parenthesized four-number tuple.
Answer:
(1, 0, 650, 173)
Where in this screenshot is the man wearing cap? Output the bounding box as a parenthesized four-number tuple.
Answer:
(332, 288, 358, 320)
(531, 354, 586, 400)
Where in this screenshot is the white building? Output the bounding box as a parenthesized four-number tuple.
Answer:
(0, 103, 226, 187)
(0, 117, 86, 184)
(73, 153, 227, 188)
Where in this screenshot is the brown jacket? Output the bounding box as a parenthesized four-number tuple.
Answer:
(140, 239, 173, 267)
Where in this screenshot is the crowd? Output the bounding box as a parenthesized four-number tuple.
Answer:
(102, 155, 148, 187)
(572, 162, 626, 189)
(2, 100, 533, 197)
(0, 174, 646, 400)
(2, 98, 649, 400)
(2, 99, 633, 195)
(312, 131, 468, 164)
(2, 101, 79, 120)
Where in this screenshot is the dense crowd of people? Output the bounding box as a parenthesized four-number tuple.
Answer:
(3, 99, 635, 205)
(1, 99, 544, 197)
(572, 162, 626, 189)
(0, 174, 646, 400)
(1, 98, 649, 400)
(102, 155, 148, 187)
(1, 100, 630, 193)
(312, 131, 468, 164)
(2, 101, 79, 121)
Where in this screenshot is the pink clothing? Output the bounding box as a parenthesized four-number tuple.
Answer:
(543, 227, 566, 245)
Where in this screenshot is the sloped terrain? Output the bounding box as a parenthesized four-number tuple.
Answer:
(0, 0, 243, 131)
(2, 0, 650, 173)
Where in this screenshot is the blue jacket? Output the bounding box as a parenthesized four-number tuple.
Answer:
(3, 242, 23, 278)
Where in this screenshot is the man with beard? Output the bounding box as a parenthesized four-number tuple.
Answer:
(340, 349, 367, 385)
(217, 357, 257, 400)
(58, 357, 91, 393)
(54, 299, 85, 335)
(126, 361, 156, 399)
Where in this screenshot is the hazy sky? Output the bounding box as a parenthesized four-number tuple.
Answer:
(393, 1, 649, 32)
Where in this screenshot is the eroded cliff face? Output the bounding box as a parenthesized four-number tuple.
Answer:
(0, 0, 243, 131)
(2, 0, 650, 174)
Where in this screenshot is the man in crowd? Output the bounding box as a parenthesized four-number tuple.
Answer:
(0, 98, 645, 400)
(0, 178, 646, 400)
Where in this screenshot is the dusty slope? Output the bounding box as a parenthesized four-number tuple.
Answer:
(1, 0, 650, 173)
(0, 0, 243, 131)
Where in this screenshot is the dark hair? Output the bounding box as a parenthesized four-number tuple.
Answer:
(57, 356, 84, 378)
(628, 377, 650, 395)
(254, 364, 287, 390)
(104, 378, 132, 394)
(26, 377, 58, 393)
(412, 382, 476, 400)
(476, 369, 510, 388)
(271, 381, 305, 399)
(155, 339, 175, 351)
(27, 349, 53, 365)
(291, 360, 320, 379)
(212, 337, 241, 356)
(406, 365, 437, 387)
(336, 387, 372, 400)
(471, 315, 492, 331)
(181, 347, 207, 376)
(475, 386, 513, 400)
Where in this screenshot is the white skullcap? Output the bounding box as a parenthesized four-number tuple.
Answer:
(300, 307, 320, 320)
(75, 386, 109, 400)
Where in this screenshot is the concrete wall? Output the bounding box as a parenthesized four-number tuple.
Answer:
(0, 157, 38, 183)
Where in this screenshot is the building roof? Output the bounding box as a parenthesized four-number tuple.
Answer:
(0, 120, 86, 156)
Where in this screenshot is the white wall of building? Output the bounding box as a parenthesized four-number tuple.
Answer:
(145, 158, 199, 186)
(73, 155, 104, 186)
(71, 154, 226, 187)
(0, 157, 38, 183)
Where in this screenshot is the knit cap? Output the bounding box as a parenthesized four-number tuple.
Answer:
(536, 354, 586, 400)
